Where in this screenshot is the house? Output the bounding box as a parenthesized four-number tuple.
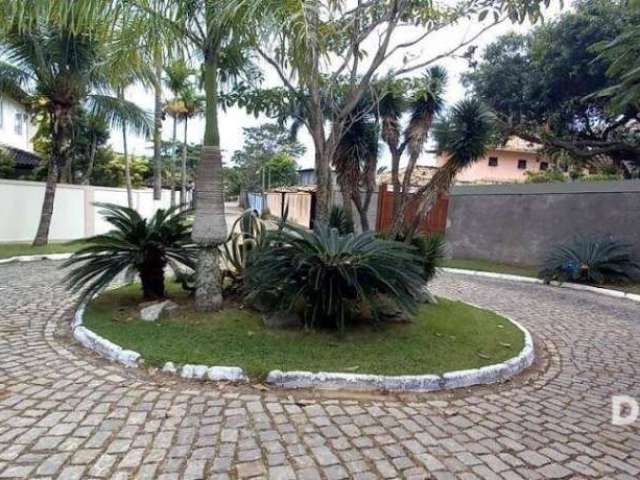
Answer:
(0, 96, 40, 176)
(377, 165, 440, 187)
(297, 167, 337, 187)
(435, 136, 550, 184)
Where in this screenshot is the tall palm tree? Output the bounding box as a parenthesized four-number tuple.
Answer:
(178, 85, 204, 206)
(0, 23, 151, 245)
(164, 60, 194, 207)
(389, 66, 448, 238)
(406, 98, 495, 239)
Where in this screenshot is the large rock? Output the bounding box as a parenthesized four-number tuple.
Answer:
(262, 310, 302, 329)
(140, 300, 179, 322)
(376, 296, 412, 323)
(414, 286, 438, 305)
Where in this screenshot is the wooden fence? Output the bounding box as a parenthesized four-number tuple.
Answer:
(375, 183, 449, 235)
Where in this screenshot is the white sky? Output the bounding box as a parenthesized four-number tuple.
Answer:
(114, 1, 571, 170)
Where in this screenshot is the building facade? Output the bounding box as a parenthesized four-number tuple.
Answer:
(0, 96, 40, 176)
(436, 137, 550, 184)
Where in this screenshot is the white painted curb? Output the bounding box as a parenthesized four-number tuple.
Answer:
(0, 252, 73, 264)
(441, 267, 640, 303)
(265, 315, 534, 393)
(72, 297, 248, 383)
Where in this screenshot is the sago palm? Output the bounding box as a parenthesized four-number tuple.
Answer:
(0, 22, 151, 246)
(63, 203, 197, 303)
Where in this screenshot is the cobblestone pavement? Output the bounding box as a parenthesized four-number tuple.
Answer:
(1, 261, 639, 479)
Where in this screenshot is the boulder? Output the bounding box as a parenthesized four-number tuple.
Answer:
(262, 310, 302, 329)
(414, 286, 438, 305)
(376, 297, 412, 323)
(140, 300, 179, 322)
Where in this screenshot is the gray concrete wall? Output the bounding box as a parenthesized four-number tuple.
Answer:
(332, 190, 379, 233)
(446, 180, 640, 266)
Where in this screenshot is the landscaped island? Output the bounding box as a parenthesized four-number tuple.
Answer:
(83, 282, 525, 380)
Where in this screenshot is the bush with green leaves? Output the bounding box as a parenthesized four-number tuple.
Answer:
(411, 234, 447, 282)
(221, 209, 268, 288)
(539, 235, 640, 285)
(328, 205, 355, 234)
(63, 203, 197, 302)
(246, 224, 424, 332)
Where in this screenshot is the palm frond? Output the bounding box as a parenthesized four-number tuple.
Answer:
(87, 94, 153, 136)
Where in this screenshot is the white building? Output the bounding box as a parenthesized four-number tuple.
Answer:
(0, 96, 40, 175)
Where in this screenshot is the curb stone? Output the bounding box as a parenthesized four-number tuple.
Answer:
(265, 315, 534, 392)
(0, 252, 73, 265)
(441, 267, 640, 303)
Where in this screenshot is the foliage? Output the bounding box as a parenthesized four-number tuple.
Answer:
(328, 206, 355, 235)
(221, 209, 268, 288)
(245, 224, 424, 332)
(525, 169, 566, 183)
(63, 203, 197, 302)
(92, 150, 151, 188)
(581, 173, 623, 182)
(464, 0, 639, 162)
(231, 123, 305, 191)
(0, 148, 16, 178)
(539, 235, 640, 285)
(411, 234, 447, 283)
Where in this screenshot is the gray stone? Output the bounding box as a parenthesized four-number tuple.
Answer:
(140, 300, 179, 322)
(207, 366, 246, 382)
(162, 362, 177, 374)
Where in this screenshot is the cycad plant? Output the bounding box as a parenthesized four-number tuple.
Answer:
(63, 203, 197, 303)
(245, 224, 424, 332)
(539, 235, 640, 285)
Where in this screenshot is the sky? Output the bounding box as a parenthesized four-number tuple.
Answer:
(113, 0, 572, 170)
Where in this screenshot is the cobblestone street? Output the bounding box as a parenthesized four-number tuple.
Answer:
(0, 260, 639, 479)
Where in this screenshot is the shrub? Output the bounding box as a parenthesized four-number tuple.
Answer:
(328, 206, 355, 234)
(245, 224, 424, 332)
(539, 235, 640, 285)
(525, 169, 566, 184)
(221, 209, 268, 289)
(411, 234, 447, 282)
(63, 203, 197, 302)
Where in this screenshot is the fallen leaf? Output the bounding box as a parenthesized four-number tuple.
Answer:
(444, 409, 458, 417)
(497, 324, 504, 329)
(477, 352, 491, 360)
(344, 366, 360, 372)
(500, 342, 512, 348)
(252, 383, 269, 391)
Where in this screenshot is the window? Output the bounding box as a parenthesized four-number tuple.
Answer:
(488, 157, 498, 167)
(518, 159, 527, 170)
(14, 112, 22, 135)
(540, 162, 549, 171)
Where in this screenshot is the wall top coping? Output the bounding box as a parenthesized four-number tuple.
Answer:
(450, 180, 640, 196)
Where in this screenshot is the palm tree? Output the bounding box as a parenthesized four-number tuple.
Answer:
(0, 23, 151, 246)
(406, 98, 495, 240)
(178, 85, 204, 206)
(164, 60, 194, 207)
(389, 66, 448, 238)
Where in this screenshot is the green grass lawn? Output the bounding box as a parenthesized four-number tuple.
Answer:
(441, 257, 640, 295)
(0, 240, 87, 259)
(84, 282, 525, 379)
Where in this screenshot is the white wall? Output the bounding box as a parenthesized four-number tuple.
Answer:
(0, 97, 34, 152)
(0, 179, 173, 242)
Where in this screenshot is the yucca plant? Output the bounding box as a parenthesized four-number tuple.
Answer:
(539, 235, 640, 285)
(63, 203, 197, 303)
(245, 224, 424, 332)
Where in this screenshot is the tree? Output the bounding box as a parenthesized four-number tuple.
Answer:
(241, 0, 554, 224)
(231, 123, 305, 191)
(132, 0, 261, 311)
(407, 99, 495, 239)
(179, 85, 204, 205)
(464, 0, 640, 163)
(0, 8, 151, 245)
(164, 59, 194, 207)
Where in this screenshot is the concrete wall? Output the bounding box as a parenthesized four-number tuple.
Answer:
(332, 190, 379, 233)
(0, 179, 173, 242)
(446, 180, 640, 265)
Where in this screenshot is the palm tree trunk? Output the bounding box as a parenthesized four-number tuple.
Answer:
(123, 124, 133, 208)
(389, 150, 421, 238)
(33, 113, 66, 246)
(390, 149, 402, 217)
(119, 88, 133, 208)
(181, 117, 188, 206)
(152, 51, 163, 201)
(170, 115, 177, 207)
(83, 133, 97, 185)
(192, 40, 226, 312)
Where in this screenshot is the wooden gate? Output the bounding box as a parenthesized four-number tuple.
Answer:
(376, 183, 449, 235)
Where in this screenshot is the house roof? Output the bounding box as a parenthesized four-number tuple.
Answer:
(0, 144, 41, 168)
(493, 136, 542, 154)
(377, 165, 439, 187)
